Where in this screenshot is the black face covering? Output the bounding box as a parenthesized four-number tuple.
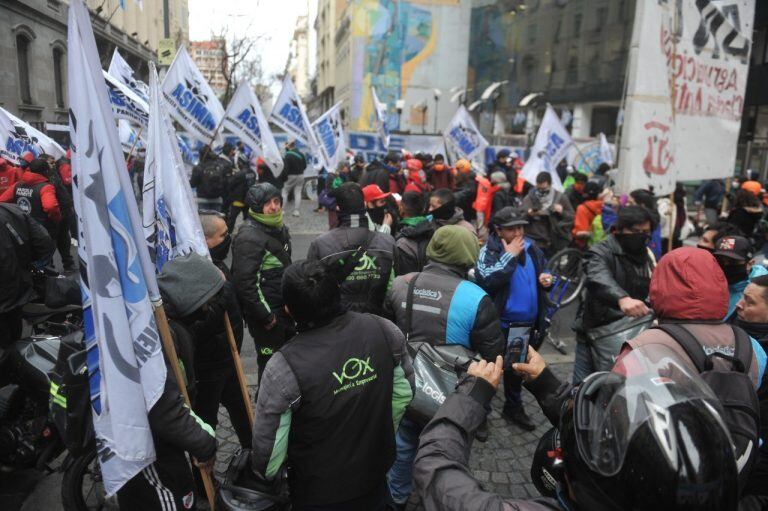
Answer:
(735, 318, 768, 341)
(368, 205, 386, 225)
(616, 232, 649, 256)
(209, 233, 231, 262)
(430, 201, 455, 221)
(696, 244, 714, 253)
(722, 264, 748, 285)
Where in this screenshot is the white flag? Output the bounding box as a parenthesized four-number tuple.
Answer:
(104, 70, 150, 129)
(443, 105, 488, 162)
(0, 107, 66, 161)
(311, 102, 346, 171)
(520, 105, 574, 192)
(223, 80, 285, 176)
(143, 63, 209, 270)
(269, 76, 315, 147)
(599, 132, 615, 166)
(108, 49, 149, 102)
(68, 0, 166, 495)
(118, 119, 145, 154)
(162, 45, 225, 145)
(371, 86, 390, 149)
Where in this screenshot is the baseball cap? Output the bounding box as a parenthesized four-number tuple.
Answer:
(713, 235, 753, 262)
(362, 184, 391, 203)
(493, 206, 529, 228)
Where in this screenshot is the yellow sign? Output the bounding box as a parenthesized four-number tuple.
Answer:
(157, 39, 176, 66)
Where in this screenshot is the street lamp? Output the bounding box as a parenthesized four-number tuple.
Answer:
(395, 99, 405, 132)
(481, 80, 508, 135)
(433, 88, 442, 134)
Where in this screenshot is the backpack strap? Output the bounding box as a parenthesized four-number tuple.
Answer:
(404, 273, 420, 341)
(653, 324, 711, 372)
(730, 325, 753, 374)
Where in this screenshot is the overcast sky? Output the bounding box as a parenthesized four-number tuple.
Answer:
(188, 0, 313, 95)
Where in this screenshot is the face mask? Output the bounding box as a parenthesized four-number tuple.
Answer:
(209, 233, 231, 262)
(535, 188, 550, 198)
(368, 205, 386, 225)
(432, 164, 446, 171)
(722, 265, 748, 285)
(573, 183, 585, 193)
(616, 232, 649, 255)
(430, 201, 455, 221)
(696, 244, 714, 253)
(735, 318, 768, 340)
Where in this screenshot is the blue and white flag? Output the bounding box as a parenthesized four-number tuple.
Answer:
(0, 106, 65, 162)
(68, 0, 166, 496)
(443, 105, 488, 163)
(520, 105, 573, 191)
(269, 76, 315, 148)
(162, 45, 225, 145)
(118, 119, 145, 155)
(143, 63, 209, 270)
(104, 70, 150, 129)
(108, 49, 149, 102)
(371, 87, 390, 150)
(311, 102, 346, 171)
(223, 80, 285, 176)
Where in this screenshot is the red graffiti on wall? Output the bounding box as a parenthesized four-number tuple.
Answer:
(642, 121, 674, 176)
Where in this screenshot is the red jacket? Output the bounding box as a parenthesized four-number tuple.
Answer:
(0, 171, 61, 223)
(58, 161, 72, 186)
(0, 162, 22, 195)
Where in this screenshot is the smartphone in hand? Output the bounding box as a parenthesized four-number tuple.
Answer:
(504, 327, 530, 370)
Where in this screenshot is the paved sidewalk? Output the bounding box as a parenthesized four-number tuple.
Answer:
(211, 361, 574, 508)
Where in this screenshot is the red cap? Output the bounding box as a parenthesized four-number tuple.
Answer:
(406, 158, 423, 171)
(362, 184, 391, 202)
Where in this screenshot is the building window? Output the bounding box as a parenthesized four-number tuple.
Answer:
(53, 47, 64, 108)
(16, 34, 32, 104)
(567, 56, 579, 83)
(573, 13, 582, 35)
(595, 7, 607, 31)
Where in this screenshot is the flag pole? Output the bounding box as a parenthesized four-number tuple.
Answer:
(124, 128, 144, 164)
(224, 312, 254, 428)
(153, 303, 217, 510)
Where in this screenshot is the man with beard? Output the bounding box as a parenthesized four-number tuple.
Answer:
(520, 172, 574, 256)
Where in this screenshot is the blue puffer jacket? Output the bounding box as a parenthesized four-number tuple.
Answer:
(475, 232, 549, 346)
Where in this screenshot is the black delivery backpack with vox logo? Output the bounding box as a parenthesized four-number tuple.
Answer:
(403, 274, 476, 425)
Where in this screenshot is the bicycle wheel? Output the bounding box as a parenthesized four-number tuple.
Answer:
(545, 248, 585, 307)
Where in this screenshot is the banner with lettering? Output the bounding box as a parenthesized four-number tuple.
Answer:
(311, 102, 346, 171)
(618, 0, 754, 195)
(371, 86, 390, 150)
(520, 105, 573, 192)
(104, 70, 150, 129)
(442, 105, 488, 163)
(108, 48, 149, 102)
(268, 76, 315, 148)
(161, 45, 225, 145)
(223, 80, 285, 176)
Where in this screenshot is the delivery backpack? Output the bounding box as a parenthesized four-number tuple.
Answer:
(652, 324, 760, 489)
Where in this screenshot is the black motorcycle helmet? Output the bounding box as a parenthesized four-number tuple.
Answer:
(531, 346, 739, 511)
(246, 183, 282, 214)
(217, 450, 290, 511)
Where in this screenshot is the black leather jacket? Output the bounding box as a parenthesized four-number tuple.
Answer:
(576, 234, 653, 331)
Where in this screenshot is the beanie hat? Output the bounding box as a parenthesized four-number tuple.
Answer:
(157, 252, 225, 317)
(426, 225, 480, 268)
(329, 182, 365, 213)
(246, 183, 282, 212)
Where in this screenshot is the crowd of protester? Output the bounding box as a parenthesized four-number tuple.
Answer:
(5, 140, 768, 510)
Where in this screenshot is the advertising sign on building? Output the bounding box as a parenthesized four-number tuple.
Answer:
(618, 0, 755, 195)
